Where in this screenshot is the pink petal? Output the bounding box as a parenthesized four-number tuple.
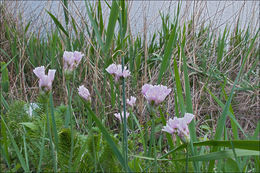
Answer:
(183, 113, 194, 124)
(73, 51, 84, 65)
(33, 66, 45, 79)
(106, 63, 117, 74)
(48, 70, 56, 82)
(78, 85, 91, 101)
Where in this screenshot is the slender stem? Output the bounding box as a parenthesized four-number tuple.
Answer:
(86, 102, 92, 130)
(149, 105, 158, 171)
(121, 59, 128, 171)
(186, 144, 189, 173)
(45, 98, 57, 172)
(66, 80, 74, 172)
(37, 124, 46, 173)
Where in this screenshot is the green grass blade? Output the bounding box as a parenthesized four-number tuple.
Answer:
(1, 93, 9, 110)
(132, 112, 146, 153)
(131, 155, 169, 161)
(1, 62, 10, 93)
(0, 144, 10, 168)
(217, 26, 227, 66)
(1, 116, 10, 167)
(22, 127, 30, 170)
(85, 104, 132, 172)
(97, 0, 104, 35)
(103, 1, 119, 56)
(160, 140, 260, 160)
(85, 1, 104, 51)
(158, 107, 174, 150)
(171, 57, 185, 114)
(24, 21, 31, 34)
(46, 10, 69, 38)
(175, 149, 259, 162)
(222, 87, 239, 139)
(194, 140, 260, 151)
(37, 124, 46, 173)
(45, 101, 57, 172)
(252, 121, 260, 140)
(118, 0, 127, 38)
(208, 29, 259, 172)
(181, 30, 199, 171)
(0, 54, 17, 73)
(62, 0, 69, 26)
(72, 137, 89, 171)
(157, 25, 177, 84)
(206, 87, 247, 138)
(49, 93, 59, 153)
(1, 117, 29, 172)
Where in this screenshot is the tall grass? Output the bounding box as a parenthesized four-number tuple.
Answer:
(1, 1, 259, 172)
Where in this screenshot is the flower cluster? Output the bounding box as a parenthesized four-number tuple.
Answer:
(114, 111, 130, 123)
(63, 51, 84, 72)
(78, 85, 91, 102)
(162, 113, 194, 143)
(142, 84, 171, 105)
(127, 96, 136, 107)
(34, 51, 196, 145)
(33, 66, 56, 91)
(106, 63, 130, 82)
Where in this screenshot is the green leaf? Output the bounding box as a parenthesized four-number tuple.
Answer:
(49, 93, 59, 153)
(46, 10, 69, 37)
(206, 87, 247, 138)
(132, 113, 146, 155)
(85, 1, 104, 51)
(1, 116, 10, 167)
(37, 124, 46, 173)
(161, 140, 260, 159)
(1, 93, 9, 110)
(1, 62, 10, 93)
(131, 155, 169, 161)
(24, 21, 31, 34)
(208, 30, 259, 171)
(157, 25, 177, 84)
(62, 0, 69, 26)
(171, 57, 185, 114)
(158, 107, 174, 150)
(174, 149, 259, 162)
(19, 122, 37, 131)
(252, 121, 260, 140)
(194, 140, 260, 151)
(103, 1, 119, 56)
(1, 118, 29, 172)
(85, 104, 132, 172)
(181, 29, 199, 171)
(224, 158, 240, 172)
(0, 144, 10, 168)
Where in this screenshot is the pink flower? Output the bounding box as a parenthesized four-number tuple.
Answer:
(33, 66, 56, 91)
(127, 96, 136, 107)
(162, 113, 195, 142)
(73, 51, 83, 65)
(78, 85, 91, 101)
(142, 84, 171, 105)
(105, 63, 117, 74)
(106, 63, 130, 81)
(63, 51, 84, 71)
(114, 111, 130, 122)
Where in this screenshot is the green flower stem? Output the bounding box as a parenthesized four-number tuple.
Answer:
(148, 105, 158, 172)
(122, 73, 128, 171)
(45, 95, 57, 172)
(186, 144, 189, 173)
(66, 80, 74, 172)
